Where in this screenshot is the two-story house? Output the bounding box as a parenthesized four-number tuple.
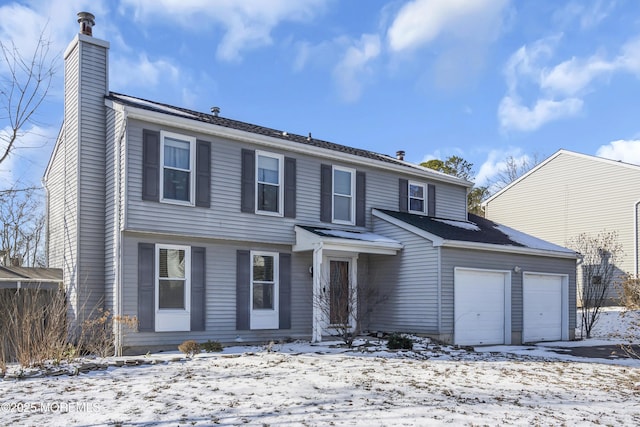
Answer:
(45, 13, 578, 355)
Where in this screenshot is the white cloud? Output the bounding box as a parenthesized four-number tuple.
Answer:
(110, 54, 181, 90)
(499, 34, 640, 133)
(596, 140, 640, 165)
(0, 124, 58, 189)
(475, 148, 534, 188)
(332, 34, 381, 102)
(498, 95, 583, 132)
(119, 0, 328, 62)
(387, 0, 509, 52)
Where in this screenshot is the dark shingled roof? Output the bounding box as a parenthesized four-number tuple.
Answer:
(376, 209, 527, 247)
(0, 266, 63, 282)
(106, 92, 461, 177)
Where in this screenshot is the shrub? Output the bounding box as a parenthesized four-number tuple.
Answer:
(201, 340, 223, 353)
(78, 308, 138, 358)
(619, 275, 640, 309)
(178, 340, 201, 357)
(387, 333, 413, 350)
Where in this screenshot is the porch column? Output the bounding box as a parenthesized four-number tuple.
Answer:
(312, 244, 323, 343)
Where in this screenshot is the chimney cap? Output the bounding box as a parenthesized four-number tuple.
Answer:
(77, 12, 95, 36)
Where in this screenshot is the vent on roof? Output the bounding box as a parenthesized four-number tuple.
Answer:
(396, 150, 405, 161)
(77, 12, 95, 36)
(211, 106, 220, 117)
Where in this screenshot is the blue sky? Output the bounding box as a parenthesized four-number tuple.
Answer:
(1, 0, 640, 191)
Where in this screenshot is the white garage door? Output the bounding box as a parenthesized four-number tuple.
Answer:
(523, 274, 563, 342)
(454, 269, 509, 346)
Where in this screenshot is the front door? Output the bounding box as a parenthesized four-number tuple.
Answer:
(329, 260, 350, 325)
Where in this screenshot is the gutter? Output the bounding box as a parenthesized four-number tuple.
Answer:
(635, 200, 640, 276)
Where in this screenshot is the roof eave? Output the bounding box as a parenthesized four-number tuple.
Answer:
(109, 99, 472, 186)
(441, 239, 579, 259)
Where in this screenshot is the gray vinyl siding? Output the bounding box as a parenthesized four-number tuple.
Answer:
(76, 39, 108, 319)
(120, 232, 313, 349)
(440, 247, 577, 341)
(104, 108, 122, 313)
(124, 119, 468, 242)
(369, 217, 440, 334)
(485, 152, 640, 278)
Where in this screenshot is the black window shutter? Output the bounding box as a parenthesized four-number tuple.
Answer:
(356, 171, 366, 226)
(284, 157, 296, 218)
(399, 178, 408, 212)
(236, 250, 250, 330)
(241, 149, 255, 213)
(138, 243, 155, 332)
(191, 247, 206, 331)
(320, 164, 332, 222)
(428, 184, 436, 217)
(142, 130, 160, 202)
(279, 253, 292, 330)
(195, 141, 211, 208)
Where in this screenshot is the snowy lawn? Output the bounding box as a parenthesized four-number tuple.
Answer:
(1, 309, 639, 426)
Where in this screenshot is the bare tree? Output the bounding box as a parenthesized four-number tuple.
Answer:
(313, 265, 382, 347)
(567, 231, 623, 339)
(0, 186, 46, 267)
(489, 153, 543, 191)
(0, 30, 56, 165)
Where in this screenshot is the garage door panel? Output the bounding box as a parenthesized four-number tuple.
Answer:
(455, 270, 507, 346)
(523, 274, 563, 342)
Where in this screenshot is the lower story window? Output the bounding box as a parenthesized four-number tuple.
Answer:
(250, 251, 279, 329)
(156, 245, 191, 331)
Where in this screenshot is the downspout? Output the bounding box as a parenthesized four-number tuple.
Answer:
(114, 108, 127, 356)
(436, 246, 441, 337)
(312, 243, 323, 343)
(635, 200, 640, 277)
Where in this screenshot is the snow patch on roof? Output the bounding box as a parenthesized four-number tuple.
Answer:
(114, 94, 201, 119)
(316, 229, 399, 243)
(494, 224, 575, 253)
(433, 218, 481, 231)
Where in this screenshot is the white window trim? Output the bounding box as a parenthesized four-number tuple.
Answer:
(250, 251, 280, 330)
(332, 165, 356, 225)
(408, 181, 427, 214)
(159, 130, 196, 206)
(155, 244, 191, 332)
(255, 150, 284, 216)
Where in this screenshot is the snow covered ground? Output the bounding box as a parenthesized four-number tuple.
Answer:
(1, 309, 639, 426)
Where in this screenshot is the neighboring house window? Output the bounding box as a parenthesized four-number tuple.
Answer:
(408, 181, 426, 213)
(160, 131, 196, 204)
(250, 251, 279, 329)
(333, 166, 355, 225)
(256, 151, 284, 215)
(155, 244, 191, 332)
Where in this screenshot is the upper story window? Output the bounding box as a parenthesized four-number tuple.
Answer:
(160, 131, 196, 205)
(408, 181, 426, 214)
(333, 166, 355, 225)
(256, 151, 284, 215)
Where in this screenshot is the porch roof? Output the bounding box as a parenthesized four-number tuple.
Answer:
(293, 225, 403, 255)
(0, 266, 63, 289)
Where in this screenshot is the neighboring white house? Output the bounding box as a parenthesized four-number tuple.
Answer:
(483, 149, 640, 303)
(44, 13, 578, 355)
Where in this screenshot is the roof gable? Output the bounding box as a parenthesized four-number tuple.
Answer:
(484, 149, 640, 206)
